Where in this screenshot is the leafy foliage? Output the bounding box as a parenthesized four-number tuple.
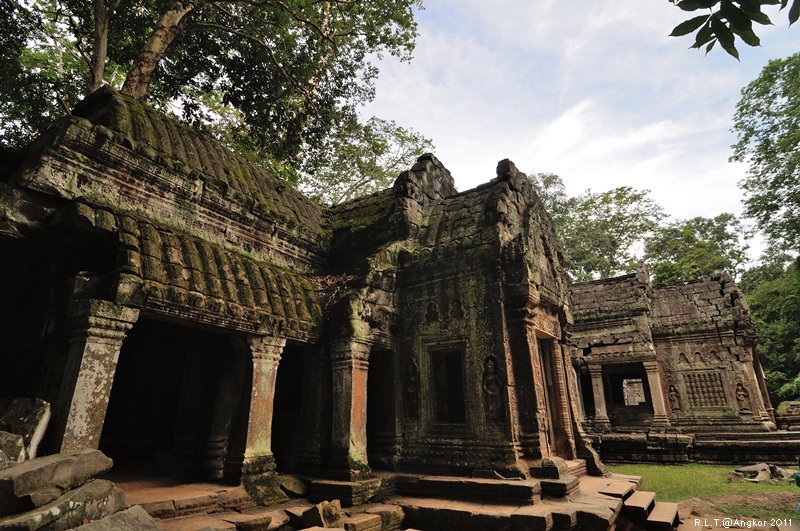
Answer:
(643, 213, 750, 284)
(298, 116, 434, 205)
(668, 0, 800, 59)
(528, 173, 665, 281)
(2, 0, 422, 174)
(732, 53, 800, 252)
(740, 255, 800, 403)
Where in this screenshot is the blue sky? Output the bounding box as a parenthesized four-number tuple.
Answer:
(362, 1, 800, 234)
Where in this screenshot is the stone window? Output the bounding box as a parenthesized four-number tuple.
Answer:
(622, 378, 647, 406)
(430, 349, 466, 424)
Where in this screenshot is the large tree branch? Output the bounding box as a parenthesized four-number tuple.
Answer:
(122, 2, 197, 100)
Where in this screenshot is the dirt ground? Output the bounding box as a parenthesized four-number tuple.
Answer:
(677, 492, 800, 530)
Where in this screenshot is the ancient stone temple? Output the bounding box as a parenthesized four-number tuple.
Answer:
(570, 265, 799, 464)
(1, 87, 656, 529)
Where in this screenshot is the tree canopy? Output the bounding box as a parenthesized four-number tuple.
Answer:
(299, 116, 434, 205)
(1, 0, 422, 176)
(668, 0, 799, 58)
(732, 52, 800, 252)
(643, 213, 750, 284)
(528, 173, 665, 282)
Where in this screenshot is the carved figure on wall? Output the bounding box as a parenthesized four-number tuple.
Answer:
(692, 351, 705, 365)
(711, 350, 724, 363)
(404, 359, 420, 420)
(736, 382, 751, 412)
(482, 356, 504, 422)
(425, 301, 439, 323)
(668, 385, 682, 415)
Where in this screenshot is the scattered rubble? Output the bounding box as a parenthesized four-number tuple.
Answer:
(728, 462, 798, 484)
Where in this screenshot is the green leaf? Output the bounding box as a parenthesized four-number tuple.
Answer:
(691, 20, 716, 47)
(676, 0, 704, 11)
(732, 25, 761, 46)
(706, 39, 716, 53)
(670, 14, 711, 36)
(721, 1, 753, 31)
(789, 0, 800, 24)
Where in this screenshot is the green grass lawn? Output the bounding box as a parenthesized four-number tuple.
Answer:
(607, 463, 800, 520)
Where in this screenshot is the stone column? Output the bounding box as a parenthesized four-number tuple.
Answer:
(54, 299, 139, 453)
(238, 335, 286, 476)
(643, 360, 671, 428)
(328, 340, 371, 481)
(589, 365, 611, 432)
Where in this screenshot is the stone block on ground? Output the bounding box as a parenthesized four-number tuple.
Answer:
(279, 475, 308, 497)
(0, 433, 25, 465)
(0, 449, 114, 516)
(302, 500, 342, 528)
(0, 453, 8, 473)
(0, 399, 50, 460)
(74, 505, 162, 530)
(217, 510, 273, 530)
(341, 513, 381, 531)
(364, 504, 404, 531)
(0, 479, 125, 531)
(158, 514, 236, 531)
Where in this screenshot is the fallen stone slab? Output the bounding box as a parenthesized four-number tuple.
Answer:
(158, 514, 236, 531)
(364, 504, 404, 531)
(0, 399, 50, 460)
(341, 513, 381, 531)
(74, 505, 161, 530)
(279, 474, 307, 497)
(216, 510, 272, 531)
(0, 479, 125, 531)
(238, 507, 288, 531)
(735, 463, 769, 475)
(0, 449, 114, 516)
(303, 499, 343, 528)
(0, 433, 25, 466)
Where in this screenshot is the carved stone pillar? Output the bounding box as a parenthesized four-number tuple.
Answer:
(53, 299, 139, 452)
(238, 335, 285, 476)
(589, 366, 611, 432)
(329, 340, 371, 481)
(643, 361, 671, 428)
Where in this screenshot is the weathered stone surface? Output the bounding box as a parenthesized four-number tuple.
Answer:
(302, 500, 342, 528)
(74, 505, 161, 530)
(0, 479, 124, 531)
(364, 504, 404, 531)
(0, 434, 23, 466)
(0, 453, 8, 472)
(0, 399, 50, 460)
(0, 449, 113, 516)
(217, 510, 273, 531)
(341, 513, 381, 531)
(279, 475, 307, 497)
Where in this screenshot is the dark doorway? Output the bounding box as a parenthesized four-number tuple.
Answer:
(271, 346, 305, 472)
(100, 315, 244, 481)
(367, 349, 396, 469)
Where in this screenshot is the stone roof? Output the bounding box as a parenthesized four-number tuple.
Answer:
(70, 87, 325, 237)
(57, 201, 323, 340)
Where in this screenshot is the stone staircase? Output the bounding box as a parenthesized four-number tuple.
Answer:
(601, 478, 680, 531)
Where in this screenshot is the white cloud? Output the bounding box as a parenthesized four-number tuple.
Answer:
(362, 1, 800, 230)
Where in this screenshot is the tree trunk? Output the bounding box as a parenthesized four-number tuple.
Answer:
(87, 0, 110, 94)
(121, 2, 196, 100)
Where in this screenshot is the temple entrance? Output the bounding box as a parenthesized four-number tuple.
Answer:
(100, 315, 245, 481)
(604, 362, 654, 426)
(271, 346, 305, 472)
(367, 349, 397, 470)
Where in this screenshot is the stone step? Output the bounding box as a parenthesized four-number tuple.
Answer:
(392, 494, 618, 531)
(598, 480, 635, 500)
(397, 474, 542, 505)
(622, 490, 656, 523)
(646, 501, 679, 531)
(566, 459, 588, 478)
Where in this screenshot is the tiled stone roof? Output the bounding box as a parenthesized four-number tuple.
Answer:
(71, 87, 325, 237)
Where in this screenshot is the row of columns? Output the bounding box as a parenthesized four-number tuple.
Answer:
(52, 299, 373, 482)
(588, 360, 671, 431)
